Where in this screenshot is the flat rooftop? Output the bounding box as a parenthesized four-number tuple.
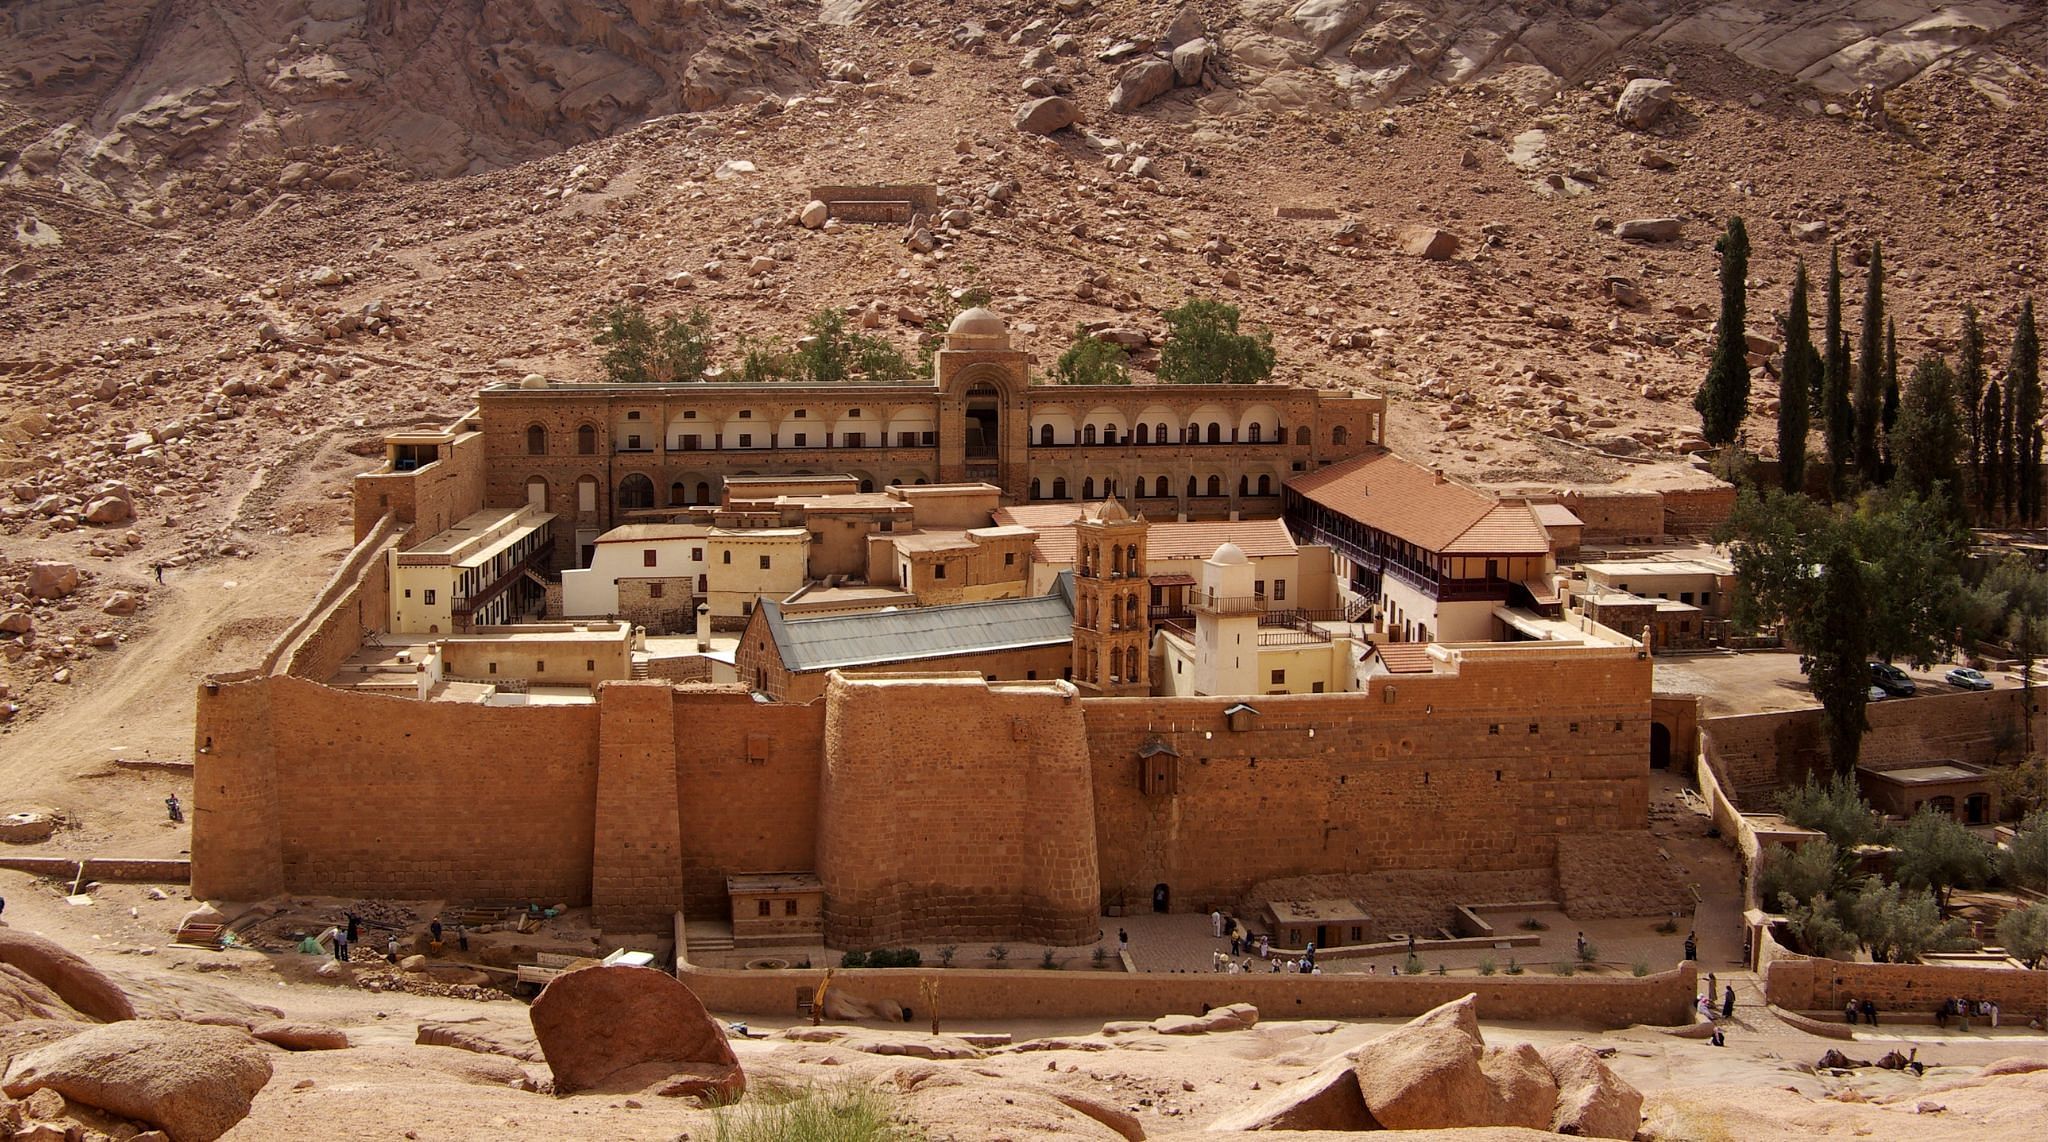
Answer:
(728, 872, 823, 895)
(1866, 763, 1984, 785)
(441, 622, 630, 644)
(1269, 898, 1370, 923)
(1583, 557, 1733, 577)
(401, 505, 553, 567)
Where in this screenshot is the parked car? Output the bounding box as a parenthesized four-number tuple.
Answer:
(1869, 661, 1916, 696)
(1946, 666, 1994, 691)
(1867, 685, 1888, 702)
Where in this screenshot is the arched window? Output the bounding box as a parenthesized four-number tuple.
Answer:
(1206, 475, 1222, 496)
(1136, 423, 1150, 445)
(669, 481, 687, 506)
(1127, 544, 1139, 570)
(1101, 423, 1116, 444)
(1238, 475, 1250, 497)
(1126, 594, 1140, 622)
(860, 479, 874, 494)
(1333, 425, 1349, 446)
(1155, 422, 1168, 443)
(1154, 475, 1169, 498)
(1053, 477, 1067, 499)
(1257, 474, 1272, 495)
(1040, 423, 1055, 446)
(577, 424, 597, 455)
(1295, 426, 1310, 446)
(1083, 477, 1096, 500)
(527, 425, 547, 455)
(1083, 424, 1097, 446)
(1110, 646, 1122, 681)
(1248, 423, 1262, 443)
(1186, 475, 1198, 498)
(619, 474, 655, 511)
(1206, 422, 1221, 444)
(696, 481, 712, 505)
(525, 476, 548, 510)
(1030, 478, 1043, 500)
(1112, 545, 1124, 575)
(1104, 477, 1116, 498)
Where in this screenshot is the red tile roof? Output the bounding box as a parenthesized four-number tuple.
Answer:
(992, 507, 1300, 566)
(1288, 448, 1550, 556)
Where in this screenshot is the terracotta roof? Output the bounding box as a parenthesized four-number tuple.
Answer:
(1288, 449, 1549, 556)
(1368, 643, 1439, 674)
(1531, 502, 1583, 528)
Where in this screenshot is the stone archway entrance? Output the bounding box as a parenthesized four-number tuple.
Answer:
(1650, 722, 1672, 769)
(964, 381, 1002, 480)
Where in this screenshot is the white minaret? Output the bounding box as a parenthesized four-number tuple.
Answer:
(1194, 542, 1259, 696)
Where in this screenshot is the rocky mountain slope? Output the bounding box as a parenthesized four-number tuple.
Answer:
(2, 1, 2046, 725)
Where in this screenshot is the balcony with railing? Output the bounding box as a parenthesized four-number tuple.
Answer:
(1192, 592, 1265, 615)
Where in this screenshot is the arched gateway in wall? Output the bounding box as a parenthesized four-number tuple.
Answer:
(935, 309, 1030, 496)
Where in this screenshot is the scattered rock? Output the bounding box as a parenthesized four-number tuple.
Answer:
(1014, 96, 1079, 135)
(1351, 994, 1491, 1130)
(1615, 78, 1677, 129)
(1109, 59, 1176, 114)
(1615, 217, 1683, 242)
(1208, 1053, 1374, 1130)
(799, 200, 829, 229)
(1542, 1042, 1644, 1139)
(101, 592, 138, 616)
(1398, 225, 1461, 260)
(1172, 38, 1212, 86)
(529, 965, 743, 1101)
(251, 1021, 349, 1051)
(1482, 1041, 1559, 1129)
(0, 1021, 271, 1142)
(0, 928, 137, 1023)
(25, 563, 79, 600)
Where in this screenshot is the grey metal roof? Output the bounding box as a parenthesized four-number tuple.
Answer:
(762, 591, 1075, 673)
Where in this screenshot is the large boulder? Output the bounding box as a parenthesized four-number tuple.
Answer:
(1207, 1053, 1376, 1130)
(1483, 1042, 1559, 1130)
(25, 564, 78, 600)
(1542, 1042, 1644, 1139)
(528, 965, 742, 1101)
(1172, 37, 1211, 86)
(0, 929, 136, 1024)
(1399, 225, 1461, 260)
(1014, 96, 1080, 135)
(251, 1020, 348, 1051)
(1, 1021, 272, 1142)
(1615, 217, 1683, 242)
(1350, 994, 1490, 1131)
(1109, 58, 1176, 113)
(1614, 78, 1677, 129)
(1, 967, 84, 1024)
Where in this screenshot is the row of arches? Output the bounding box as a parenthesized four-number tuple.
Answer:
(527, 416, 1351, 457)
(1027, 474, 1278, 501)
(1032, 421, 1304, 447)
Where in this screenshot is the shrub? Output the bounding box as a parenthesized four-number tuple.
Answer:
(1519, 917, 1548, 931)
(1478, 957, 1497, 976)
(865, 948, 922, 969)
(937, 945, 957, 967)
(1632, 957, 1651, 978)
(1404, 954, 1423, 976)
(1049, 326, 1132, 386)
(790, 308, 910, 384)
(1092, 944, 1108, 967)
(711, 1080, 921, 1142)
(591, 303, 715, 384)
(986, 944, 1009, 964)
(1040, 948, 1060, 970)
(1504, 957, 1524, 975)
(1577, 941, 1599, 965)
(1552, 961, 1576, 977)
(840, 950, 868, 968)
(1655, 916, 1680, 934)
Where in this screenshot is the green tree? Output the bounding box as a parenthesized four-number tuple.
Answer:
(1811, 537, 1873, 773)
(1049, 326, 1132, 386)
(1880, 318, 1900, 476)
(2003, 809, 2048, 892)
(1779, 892, 1858, 957)
(1848, 492, 1968, 665)
(733, 334, 789, 384)
(1891, 357, 1966, 507)
(1723, 488, 1835, 636)
(1822, 248, 1854, 498)
(592, 302, 656, 383)
(1890, 809, 1994, 911)
(1778, 261, 1818, 493)
(1855, 242, 1886, 485)
(1759, 838, 1856, 904)
(1996, 902, 2048, 967)
(1982, 380, 2006, 515)
(2009, 298, 2041, 522)
(1157, 298, 1276, 385)
(1695, 216, 1753, 446)
(1847, 880, 1972, 962)
(1959, 305, 1987, 501)
(1774, 775, 1884, 847)
(789, 308, 910, 385)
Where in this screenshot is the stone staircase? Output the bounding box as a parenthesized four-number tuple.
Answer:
(630, 654, 651, 680)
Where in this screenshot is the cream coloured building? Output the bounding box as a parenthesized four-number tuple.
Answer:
(387, 504, 554, 635)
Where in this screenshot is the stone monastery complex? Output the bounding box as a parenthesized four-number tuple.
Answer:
(194, 310, 1725, 943)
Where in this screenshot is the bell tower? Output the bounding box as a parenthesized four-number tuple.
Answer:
(1072, 497, 1150, 696)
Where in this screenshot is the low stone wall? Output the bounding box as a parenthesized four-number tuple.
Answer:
(1764, 946, 2048, 1022)
(0, 857, 191, 883)
(676, 957, 1696, 1028)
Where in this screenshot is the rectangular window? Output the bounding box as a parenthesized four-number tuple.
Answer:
(921, 431, 935, 446)
(1312, 681, 1325, 693)
(742, 600, 753, 616)
(536, 661, 546, 673)
(1270, 669, 1285, 684)
(848, 408, 861, 417)
(683, 410, 697, 419)
(681, 434, 701, 450)
(691, 547, 703, 561)
(424, 589, 436, 605)
(1005, 552, 1016, 566)
(404, 589, 412, 599)
(643, 550, 658, 567)
(1273, 579, 1287, 601)
(793, 433, 807, 446)
(1701, 592, 1713, 608)
(627, 410, 641, 421)
(1254, 580, 1265, 597)
(1680, 591, 1694, 604)
(739, 410, 752, 419)
(759, 555, 771, 570)
(649, 582, 664, 599)
(793, 409, 806, 418)
(784, 899, 798, 916)
(487, 662, 497, 674)
(585, 659, 595, 671)
(757, 900, 772, 917)
(846, 432, 865, 449)
(935, 564, 948, 580)
(698, 574, 707, 592)
(627, 434, 641, 449)
(737, 433, 752, 447)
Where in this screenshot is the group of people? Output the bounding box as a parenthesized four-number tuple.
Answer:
(1206, 910, 1321, 973)
(1935, 996, 2000, 1030)
(322, 911, 467, 964)
(1843, 997, 1882, 1026)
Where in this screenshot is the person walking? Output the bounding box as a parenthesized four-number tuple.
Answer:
(1706, 971, 1717, 998)
(456, 923, 468, 953)
(387, 934, 400, 964)
(346, 912, 361, 945)
(164, 794, 183, 823)
(1722, 984, 1735, 1020)
(1989, 1000, 2000, 1029)
(1683, 931, 1697, 960)
(1577, 931, 1588, 959)
(1211, 910, 1224, 938)
(430, 918, 444, 945)
(1117, 927, 1128, 956)
(333, 929, 349, 962)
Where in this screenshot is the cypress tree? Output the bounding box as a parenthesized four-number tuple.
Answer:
(2013, 299, 2042, 523)
(1881, 317, 1901, 478)
(1812, 537, 1872, 776)
(1959, 305, 1986, 483)
(1695, 216, 1752, 446)
(1984, 381, 2005, 518)
(1778, 261, 1816, 493)
(1893, 356, 1965, 505)
(1822, 247, 1854, 497)
(1854, 242, 1886, 485)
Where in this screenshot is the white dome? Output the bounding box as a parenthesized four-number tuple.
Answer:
(947, 307, 1007, 336)
(1210, 542, 1249, 565)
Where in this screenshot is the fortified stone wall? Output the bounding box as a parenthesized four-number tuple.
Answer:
(1555, 489, 1664, 542)
(818, 674, 1099, 947)
(671, 690, 827, 916)
(1084, 647, 1652, 914)
(352, 430, 489, 545)
(1765, 946, 2048, 1016)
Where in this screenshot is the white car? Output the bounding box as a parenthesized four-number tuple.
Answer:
(1867, 685, 1888, 702)
(1946, 666, 1994, 691)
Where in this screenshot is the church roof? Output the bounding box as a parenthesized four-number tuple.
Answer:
(757, 590, 1074, 674)
(1286, 448, 1551, 556)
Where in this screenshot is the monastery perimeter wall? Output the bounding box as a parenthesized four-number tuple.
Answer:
(1086, 646, 1653, 914)
(1764, 944, 2048, 1020)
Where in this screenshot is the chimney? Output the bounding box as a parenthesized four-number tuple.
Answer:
(1433, 469, 1446, 484)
